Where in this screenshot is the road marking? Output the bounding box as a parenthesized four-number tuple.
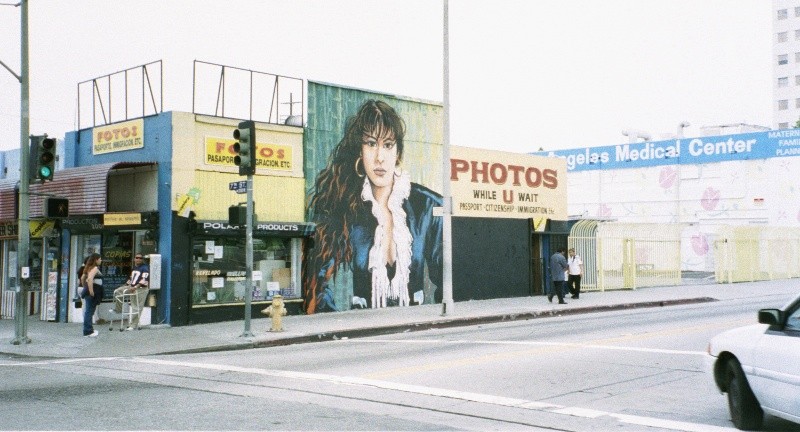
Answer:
(127, 357, 735, 432)
(348, 338, 706, 356)
(0, 357, 121, 367)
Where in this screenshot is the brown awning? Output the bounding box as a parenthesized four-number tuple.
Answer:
(0, 162, 156, 221)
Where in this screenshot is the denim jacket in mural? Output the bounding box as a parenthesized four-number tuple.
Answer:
(315, 183, 443, 312)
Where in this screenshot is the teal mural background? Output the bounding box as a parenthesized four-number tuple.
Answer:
(303, 82, 444, 310)
(304, 82, 444, 197)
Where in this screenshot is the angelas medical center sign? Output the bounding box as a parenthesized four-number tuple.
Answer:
(450, 146, 567, 220)
(540, 130, 800, 172)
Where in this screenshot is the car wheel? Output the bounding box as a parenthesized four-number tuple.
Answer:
(725, 358, 763, 430)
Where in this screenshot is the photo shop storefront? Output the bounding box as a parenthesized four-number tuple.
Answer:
(61, 212, 159, 324)
(187, 220, 314, 324)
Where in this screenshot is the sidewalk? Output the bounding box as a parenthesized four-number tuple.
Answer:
(2, 280, 798, 359)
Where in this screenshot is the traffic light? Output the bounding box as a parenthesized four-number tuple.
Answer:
(229, 205, 246, 226)
(44, 197, 69, 218)
(232, 120, 256, 176)
(30, 135, 56, 182)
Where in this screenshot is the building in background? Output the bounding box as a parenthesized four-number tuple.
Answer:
(773, 0, 800, 129)
(539, 129, 800, 285)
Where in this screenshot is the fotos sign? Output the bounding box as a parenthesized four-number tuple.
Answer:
(93, 119, 144, 155)
(450, 146, 567, 220)
(205, 137, 293, 171)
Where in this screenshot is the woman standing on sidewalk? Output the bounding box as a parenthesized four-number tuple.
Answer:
(80, 253, 103, 337)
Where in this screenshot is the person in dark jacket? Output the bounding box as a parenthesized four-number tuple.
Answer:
(304, 100, 443, 313)
(549, 248, 569, 304)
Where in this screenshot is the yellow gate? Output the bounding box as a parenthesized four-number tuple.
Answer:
(714, 226, 800, 283)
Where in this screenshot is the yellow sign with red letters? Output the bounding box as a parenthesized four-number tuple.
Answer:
(93, 119, 144, 155)
(204, 137, 293, 171)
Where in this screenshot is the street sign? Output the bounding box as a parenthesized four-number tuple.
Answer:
(228, 180, 247, 194)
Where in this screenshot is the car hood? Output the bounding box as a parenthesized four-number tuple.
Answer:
(708, 324, 769, 363)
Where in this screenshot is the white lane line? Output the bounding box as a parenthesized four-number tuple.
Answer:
(128, 358, 734, 432)
(0, 357, 122, 367)
(344, 339, 706, 356)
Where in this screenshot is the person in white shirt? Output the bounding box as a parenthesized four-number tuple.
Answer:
(567, 248, 583, 299)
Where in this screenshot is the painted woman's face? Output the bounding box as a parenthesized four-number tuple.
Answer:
(361, 128, 398, 191)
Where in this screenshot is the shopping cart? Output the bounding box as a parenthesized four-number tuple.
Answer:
(109, 290, 139, 332)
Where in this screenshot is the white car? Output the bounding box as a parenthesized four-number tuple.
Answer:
(706, 293, 800, 430)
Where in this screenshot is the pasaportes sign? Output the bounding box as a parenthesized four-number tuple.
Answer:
(450, 146, 567, 220)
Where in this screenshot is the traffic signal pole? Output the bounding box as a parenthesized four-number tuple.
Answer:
(13, 0, 31, 345)
(233, 121, 256, 337)
(242, 174, 254, 337)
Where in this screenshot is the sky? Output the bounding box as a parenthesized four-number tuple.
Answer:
(0, 0, 772, 154)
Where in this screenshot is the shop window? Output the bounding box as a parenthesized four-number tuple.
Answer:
(3, 241, 18, 295)
(100, 232, 136, 301)
(191, 236, 301, 307)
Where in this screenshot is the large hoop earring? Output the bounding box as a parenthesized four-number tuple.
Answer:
(354, 157, 365, 178)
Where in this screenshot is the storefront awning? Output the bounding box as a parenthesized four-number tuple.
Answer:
(0, 162, 156, 221)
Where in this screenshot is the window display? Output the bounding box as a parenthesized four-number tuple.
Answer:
(191, 236, 301, 307)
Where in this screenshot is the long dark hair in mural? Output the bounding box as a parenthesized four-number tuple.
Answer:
(304, 99, 443, 313)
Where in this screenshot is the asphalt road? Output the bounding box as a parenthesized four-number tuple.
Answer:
(1, 290, 798, 431)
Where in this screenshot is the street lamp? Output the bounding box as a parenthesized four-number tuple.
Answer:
(677, 121, 690, 138)
(0, 0, 33, 345)
(621, 129, 651, 143)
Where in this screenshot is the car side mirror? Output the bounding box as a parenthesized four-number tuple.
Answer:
(758, 309, 782, 326)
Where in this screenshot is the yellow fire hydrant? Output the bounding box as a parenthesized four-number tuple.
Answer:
(262, 294, 287, 332)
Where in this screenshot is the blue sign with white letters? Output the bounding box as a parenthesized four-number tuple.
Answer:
(534, 130, 800, 171)
(228, 180, 247, 194)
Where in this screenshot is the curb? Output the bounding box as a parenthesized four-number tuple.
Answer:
(233, 297, 715, 351)
(2, 297, 717, 359)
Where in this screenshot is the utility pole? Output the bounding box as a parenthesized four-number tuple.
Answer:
(441, 0, 454, 316)
(13, 0, 31, 345)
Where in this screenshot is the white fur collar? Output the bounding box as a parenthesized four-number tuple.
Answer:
(361, 170, 413, 308)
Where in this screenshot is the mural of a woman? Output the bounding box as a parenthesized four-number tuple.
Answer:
(304, 99, 443, 313)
